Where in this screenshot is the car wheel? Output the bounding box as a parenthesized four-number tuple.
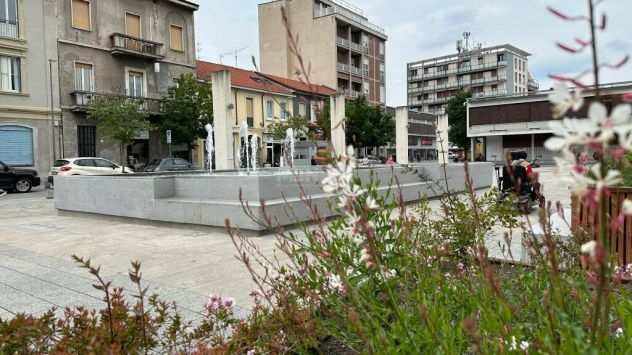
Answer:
(15, 178, 32, 193)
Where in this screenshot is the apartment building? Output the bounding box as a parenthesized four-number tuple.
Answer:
(407, 42, 532, 157)
(467, 82, 632, 165)
(51, 0, 198, 166)
(259, 0, 387, 105)
(0, 0, 58, 176)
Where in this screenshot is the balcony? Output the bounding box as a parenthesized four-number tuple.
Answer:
(0, 21, 18, 39)
(349, 41, 367, 53)
(110, 33, 164, 60)
(338, 89, 361, 98)
(350, 65, 363, 77)
(337, 63, 349, 73)
(70, 91, 163, 114)
(471, 89, 508, 99)
(314, 3, 386, 37)
(336, 36, 349, 48)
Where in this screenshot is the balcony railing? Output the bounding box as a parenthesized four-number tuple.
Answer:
(337, 63, 349, 73)
(336, 37, 349, 48)
(471, 89, 508, 99)
(111, 33, 164, 60)
(338, 89, 361, 98)
(350, 65, 362, 76)
(71, 91, 162, 114)
(0, 21, 18, 39)
(314, 5, 386, 37)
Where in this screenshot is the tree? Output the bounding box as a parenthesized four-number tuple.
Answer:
(316, 100, 331, 141)
(446, 91, 472, 150)
(268, 115, 310, 140)
(159, 73, 213, 154)
(345, 96, 394, 149)
(88, 96, 149, 173)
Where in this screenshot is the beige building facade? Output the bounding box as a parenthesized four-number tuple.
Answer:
(258, 0, 387, 105)
(0, 0, 59, 176)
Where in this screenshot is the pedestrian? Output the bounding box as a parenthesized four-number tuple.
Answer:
(385, 155, 395, 166)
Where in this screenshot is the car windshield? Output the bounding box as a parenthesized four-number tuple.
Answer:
(145, 160, 161, 169)
(53, 160, 70, 167)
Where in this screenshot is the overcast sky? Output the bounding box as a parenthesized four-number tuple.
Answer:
(195, 0, 632, 106)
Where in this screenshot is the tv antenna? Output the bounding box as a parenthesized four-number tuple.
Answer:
(219, 46, 248, 66)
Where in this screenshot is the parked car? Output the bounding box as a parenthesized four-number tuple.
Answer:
(143, 158, 194, 172)
(0, 160, 41, 193)
(50, 158, 133, 179)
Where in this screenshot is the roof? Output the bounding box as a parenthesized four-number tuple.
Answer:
(257, 73, 336, 97)
(196, 61, 294, 96)
(167, 0, 199, 10)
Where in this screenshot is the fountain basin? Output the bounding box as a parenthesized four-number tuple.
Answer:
(54, 163, 493, 232)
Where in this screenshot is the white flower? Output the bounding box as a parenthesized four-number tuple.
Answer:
(615, 327, 624, 338)
(545, 117, 596, 151)
(247, 350, 256, 355)
(589, 102, 632, 143)
(581, 240, 597, 258)
(366, 196, 379, 210)
(520, 341, 530, 350)
(572, 163, 622, 194)
(549, 82, 584, 117)
(623, 200, 632, 216)
(508, 336, 518, 351)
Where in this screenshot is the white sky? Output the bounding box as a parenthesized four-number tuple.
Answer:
(195, 0, 632, 106)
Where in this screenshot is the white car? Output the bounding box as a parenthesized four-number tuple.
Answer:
(50, 158, 134, 177)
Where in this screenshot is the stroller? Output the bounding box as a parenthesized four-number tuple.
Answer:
(495, 151, 545, 212)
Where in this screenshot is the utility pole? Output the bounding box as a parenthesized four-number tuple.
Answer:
(219, 47, 248, 66)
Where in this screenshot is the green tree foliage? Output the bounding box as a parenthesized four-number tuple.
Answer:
(447, 90, 472, 150)
(317, 100, 331, 141)
(160, 73, 213, 148)
(345, 96, 394, 149)
(88, 96, 149, 172)
(267, 115, 311, 141)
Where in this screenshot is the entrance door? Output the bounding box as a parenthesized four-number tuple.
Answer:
(77, 126, 96, 157)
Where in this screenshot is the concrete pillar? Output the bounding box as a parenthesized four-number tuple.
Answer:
(212, 70, 234, 171)
(437, 114, 449, 164)
(395, 107, 409, 165)
(330, 94, 346, 155)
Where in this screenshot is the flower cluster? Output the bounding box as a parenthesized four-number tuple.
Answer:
(206, 294, 235, 313)
(322, 146, 363, 209)
(546, 83, 632, 207)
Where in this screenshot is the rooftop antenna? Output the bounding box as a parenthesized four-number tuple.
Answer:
(219, 46, 248, 66)
(463, 32, 471, 51)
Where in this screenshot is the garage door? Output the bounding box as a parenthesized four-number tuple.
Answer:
(0, 125, 34, 166)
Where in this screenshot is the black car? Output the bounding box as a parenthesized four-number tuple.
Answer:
(0, 160, 41, 193)
(143, 158, 194, 172)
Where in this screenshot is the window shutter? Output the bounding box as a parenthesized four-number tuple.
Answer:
(126, 13, 141, 38)
(170, 25, 183, 51)
(0, 126, 34, 166)
(72, 0, 91, 30)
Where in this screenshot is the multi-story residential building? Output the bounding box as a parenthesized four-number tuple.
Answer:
(0, 0, 58, 177)
(467, 81, 632, 165)
(407, 42, 532, 157)
(51, 0, 198, 166)
(258, 0, 387, 105)
(383, 108, 437, 162)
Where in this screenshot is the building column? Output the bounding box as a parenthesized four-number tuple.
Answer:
(395, 107, 409, 165)
(211, 70, 234, 171)
(330, 94, 346, 155)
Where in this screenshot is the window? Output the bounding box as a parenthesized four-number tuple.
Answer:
(0, 0, 18, 38)
(410, 69, 417, 77)
(380, 85, 385, 103)
(0, 55, 20, 92)
(71, 0, 91, 31)
(298, 102, 306, 117)
(127, 70, 144, 97)
(94, 159, 116, 168)
(266, 100, 273, 118)
(246, 97, 254, 125)
(170, 25, 183, 51)
(76, 159, 96, 167)
(497, 53, 505, 62)
(77, 126, 96, 157)
(378, 41, 384, 56)
(280, 102, 287, 120)
(74, 63, 94, 92)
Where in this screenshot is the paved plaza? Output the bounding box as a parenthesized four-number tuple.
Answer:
(0, 167, 572, 320)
